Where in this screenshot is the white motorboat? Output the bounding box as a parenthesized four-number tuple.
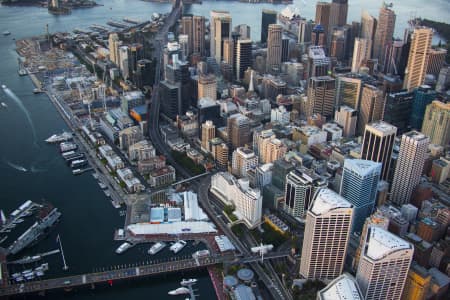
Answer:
(170, 240, 187, 254)
(148, 242, 166, 255)
(168, 287, 190, 296)
(115, 242, 132, 254)
(3, 31, 11, 36)
(181, 278, 197, 286)
(1, 102, 7, 108)
(1, 85, 6, 89)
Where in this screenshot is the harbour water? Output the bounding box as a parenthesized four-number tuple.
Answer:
(0, 0, 449, 299)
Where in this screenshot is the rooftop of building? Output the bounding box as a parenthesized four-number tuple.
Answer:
(236, 147, 256, 157)
(343, 159, 382, 177)
(366, 121, 397, 135)
(429, 268, 450, 287)
(403, 130, 429, 142)
(365, 227, 412, 260)
(310, 188, 352, 215)
(318, 273, 363, 300)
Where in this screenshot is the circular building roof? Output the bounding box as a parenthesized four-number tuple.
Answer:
(237, 268, 254, 281)
(224, 275, 238, 287)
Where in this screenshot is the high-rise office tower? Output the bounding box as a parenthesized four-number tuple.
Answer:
(340, 159, 381, 233)
(108, 33, 121, 65)
(360, 11, 377, 52)
(383, 90, 414, 134)
(266, 24, 283, 72)
(315, 2, 331, 42)
(307, 76, 336, 119)
(436, 66, 450, 92)
(335, 105, 357, 137)
(361, 121, 397, 181)
(307, 46, 332, 78)
(384, 40, 404, 75)
(201, 120, 216, 152)
(300, 188, 353, 280)
(311, 24, 327, 48)
(180, 16, 193, 56)
(351, 38, 371, 73)
(192, 16, 206, 56)
(234, 24, 250, 40)
(231, 147, 258, 178)
(222, 38, 233, 65)
(253, 129, 275, 159)
(317, 273, 363, 300)
(261, 138, 287, 164)
(284, 168, 327, 219)
(336, 76, 362, 109)
(403, 27, 433, 91)
(410, 85, 437, 130)
(426, 48, 447, 78)
(391, 131, 429, 205)
(281, 38, 290, 62)
(373, 3, 396, 68)
(235, 39, 252, 81)
(330, 0, 348, 28)
(421, 101, 450, 146)
(353, 210, 389, 271)
(210, 10, 232, 64)
(118, 46, 129, 79)
(261, 9, 277, 44)
(298, 19, 313, 45)
(227, 113, 250, 150)
(358, 84, 385, 135)
(198, 74, 217, 101)
(356, 227, 413, 300)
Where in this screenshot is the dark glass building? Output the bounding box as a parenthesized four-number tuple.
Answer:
(261, 9, 277, 44)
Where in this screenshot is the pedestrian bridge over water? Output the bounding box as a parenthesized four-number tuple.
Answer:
(0, 252, 290, 296)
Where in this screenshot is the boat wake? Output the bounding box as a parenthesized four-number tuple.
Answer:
(30, 165, 47, 173)
(3, 159, 28, 172)
(2, 87, 38, 148)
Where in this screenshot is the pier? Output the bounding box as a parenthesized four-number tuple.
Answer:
(0, 252, 290, 296)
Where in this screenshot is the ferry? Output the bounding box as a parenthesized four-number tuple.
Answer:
(72, 169, 82, 175)
(148, 242, 166, 255)
(46, 132, 72, 143)
(170, 240, 187, 254)
(60, 142, 77, 153)
(168, 287, 190, 296)
(1, 102, 7, 108)
(3, 31, 11, 36)
(18, 69, 27, 76)
(181, 278, 197, 286)
(70, 159, 87, 169)
(115, 242, 132, 254)
(1, 84, 6, 89)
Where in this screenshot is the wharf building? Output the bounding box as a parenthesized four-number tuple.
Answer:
(356, 227, 413, 300)
(360, 121, 397, 181)
(390, 131, 429, 205)
(339, 159, 381, 234)
(128, 140, 155, 162)
(211, 172, 262, 228)
(317, 273, 363, 300)
(300, 188, 353, 280)
(284, 168, 327, 219)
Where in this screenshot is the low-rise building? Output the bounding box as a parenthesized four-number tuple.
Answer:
(148, 166, 176, 188)
(128, 140, 155, 162)
(137, 156, 166, 175)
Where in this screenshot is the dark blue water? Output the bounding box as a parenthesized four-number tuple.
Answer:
(0, 0, 449, 299)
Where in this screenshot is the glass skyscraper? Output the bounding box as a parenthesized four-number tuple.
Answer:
(340, 159, 382, 233)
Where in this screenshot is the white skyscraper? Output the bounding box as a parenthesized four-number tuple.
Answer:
(356, 226, 413, 300)
(352, 38, 371, 73)
(390, 131, 429, 205)
(300, 188, 353, 280)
